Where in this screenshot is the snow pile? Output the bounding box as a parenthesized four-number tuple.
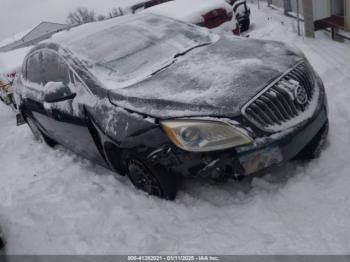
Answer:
(141, 0, 233, 24)
(1, 2, 350, 255)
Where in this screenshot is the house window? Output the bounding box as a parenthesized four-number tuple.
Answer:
(331, 0, 344, 16)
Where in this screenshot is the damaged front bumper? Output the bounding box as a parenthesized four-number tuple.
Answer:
(237, 106, 328, 175)
(149, 103, 328, 180)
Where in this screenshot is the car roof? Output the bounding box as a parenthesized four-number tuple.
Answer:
(141, 0, 232, 24)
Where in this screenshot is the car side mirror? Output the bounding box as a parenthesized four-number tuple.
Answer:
(44, 82, 76, 103)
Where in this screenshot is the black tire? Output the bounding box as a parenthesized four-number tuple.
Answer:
(26, 115, 57, 147)
(123, 152, 177, 200)
(294, 122, 329, 160)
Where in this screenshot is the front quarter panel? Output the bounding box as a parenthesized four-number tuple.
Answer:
(86, 101, 169, 151)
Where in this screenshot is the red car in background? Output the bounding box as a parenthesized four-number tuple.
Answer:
(141, 0, 240, 35)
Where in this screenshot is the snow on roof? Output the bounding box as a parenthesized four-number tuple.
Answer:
(141, 0, 233, 24)
(0, 22, 67, 49)
(0, 47, 31, 74)
(0, 26, 36, 48)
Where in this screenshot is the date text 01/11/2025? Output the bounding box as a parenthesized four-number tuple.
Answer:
(127, 255, 220, 261)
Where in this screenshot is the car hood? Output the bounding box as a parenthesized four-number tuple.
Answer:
(108, 36, 303, 119)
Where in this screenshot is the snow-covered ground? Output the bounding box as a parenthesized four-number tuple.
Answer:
(1, 2, 350, 255)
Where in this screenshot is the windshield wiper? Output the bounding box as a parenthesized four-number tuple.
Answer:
(173, 42, 212, 59)
(96, 62, 118, 74)
(151, 42, 212, 76)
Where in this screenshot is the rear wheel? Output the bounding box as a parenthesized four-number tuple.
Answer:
(124, 152, 177, 200)
(26, 115, 57, 147)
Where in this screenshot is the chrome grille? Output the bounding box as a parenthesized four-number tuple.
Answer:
(242, 62, 317, 133)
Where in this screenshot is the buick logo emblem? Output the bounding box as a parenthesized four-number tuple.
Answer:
(294, 85, 308, 105)
(281, 79, 309, 105)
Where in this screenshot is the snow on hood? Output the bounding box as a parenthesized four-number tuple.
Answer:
(0, 47, 31, 75)
(44, 13, 302, 119)
(108, 36, 303, 119)
(141, 0, 233, 24)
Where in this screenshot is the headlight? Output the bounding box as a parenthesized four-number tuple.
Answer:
(161, 120, 252, 152)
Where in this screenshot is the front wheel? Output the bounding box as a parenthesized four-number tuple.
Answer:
(124, 152, 178, 200)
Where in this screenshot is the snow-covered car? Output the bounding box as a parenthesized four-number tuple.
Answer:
(15, 14, 328, 200)
(142, 0, 240, 35)
(0, 72, 17, 106)
(0, 47, 31, 108)
(0, 70, 16, 107)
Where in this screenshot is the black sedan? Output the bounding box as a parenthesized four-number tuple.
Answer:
(14, 14, 329, 200)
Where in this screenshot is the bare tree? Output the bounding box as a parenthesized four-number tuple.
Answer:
(97, 15, 106, 21)
(108, 8, 124, 18)
(67, 7, 96, 25)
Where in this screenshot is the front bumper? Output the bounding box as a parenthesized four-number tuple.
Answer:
(151, 96, 328, 179)
(238, 106, 328, 175)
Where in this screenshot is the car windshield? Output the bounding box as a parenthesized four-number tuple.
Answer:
(65, 15, 216, 87)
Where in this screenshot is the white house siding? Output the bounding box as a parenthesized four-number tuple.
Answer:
(313, 0, 331, 20)
(331, 0, 344, 15)
(270, 0, 285, 8)
(290, 0, 304, 15)
(268, 0, 349, 34)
